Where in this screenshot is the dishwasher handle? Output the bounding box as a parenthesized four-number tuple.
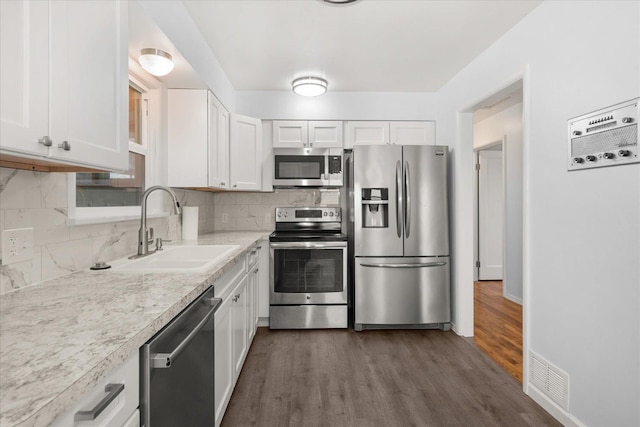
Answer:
(151, 298, 220, 369)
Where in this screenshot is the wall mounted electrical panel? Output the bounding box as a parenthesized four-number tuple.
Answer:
(568, 98, 638, 171)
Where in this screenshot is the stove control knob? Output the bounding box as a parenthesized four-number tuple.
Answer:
(585, 155, 597, 162)
(573, 157, 584, 164)
(323, 212, 328, 216)
(618, 150, 631, 157)
(306, 295, 311, 300)
(277, 212, 282, 217)
(603, 152, 615, 159)
(329, 212, 334, 217)
(284, 212, 289, 217)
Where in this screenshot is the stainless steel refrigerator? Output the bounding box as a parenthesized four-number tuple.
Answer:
(348, 144, 450, 331)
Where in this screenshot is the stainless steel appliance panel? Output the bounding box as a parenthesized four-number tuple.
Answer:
(354, 145, 403, 257)
(354, 257, 450, 326)
(270, 305, 348, 329)
(270, 242, 347, 305)
(141, 287, 218, 427)
(403, 145, 449, 256)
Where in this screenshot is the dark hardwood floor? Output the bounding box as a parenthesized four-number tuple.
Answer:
(474, 281, 523, 383)
(221, 328, 558, 427)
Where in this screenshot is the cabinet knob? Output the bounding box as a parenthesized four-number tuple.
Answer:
(38, 136, 53, 147)
(58, 141, 71, 151)
(220, 181, 226, 186)
(233, 184, 237, 188)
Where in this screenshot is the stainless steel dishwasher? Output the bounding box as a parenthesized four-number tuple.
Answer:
(140, 286, 221, 427)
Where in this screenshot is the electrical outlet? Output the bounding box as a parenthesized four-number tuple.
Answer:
(2, 228, 34, 265)
(264, 211, 271, 223)
(221, 213, 229, 223)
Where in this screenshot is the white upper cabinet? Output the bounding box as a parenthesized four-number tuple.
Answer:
(272, 121, 308, 148)
(273, 120, 342, 148)
(345, 121, 435, 148)
(167, 89, 230, 189)
(390, 121, 435, 145)
(208, 93, 230, 189)
(0, 0, 128, 171)
(230, 114, 263, 191)
(345, 121, 390, 148)
(168, 90, 209, 187)
(0, 0, 49, 158)
(308, 121, 343, 148)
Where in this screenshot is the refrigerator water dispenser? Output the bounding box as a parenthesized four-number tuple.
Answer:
(361, 188, 389, 228)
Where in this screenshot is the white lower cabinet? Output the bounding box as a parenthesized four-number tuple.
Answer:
(214, 248, 260, 427)
(257, 241, 270, 324)
(50, 352, 139, 427)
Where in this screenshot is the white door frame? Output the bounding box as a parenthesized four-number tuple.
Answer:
(456, 67, 531, 395)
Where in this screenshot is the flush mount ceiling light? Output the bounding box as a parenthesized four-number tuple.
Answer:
(138, 48, 174, 77)
(321, 0, 360, 4)
(292, 77, 328, 97)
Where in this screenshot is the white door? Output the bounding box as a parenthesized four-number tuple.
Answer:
(308, 121, 343, 148)
(48, 0, 128, 171)
(390, 121, 435, 145)
(478, 149, 504, 280)
(344, 121, 389, 149)
(208, 92, 229, 189)
(0, 0, 50, 157)
(231, 277, 248, 379)
(272, 121, 307, 148)
(230, 114, 263, 190)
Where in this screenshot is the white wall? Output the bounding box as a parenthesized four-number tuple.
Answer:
(474, 103, 524, 303)
(438, 1, 639, 426)
(137, 0, 237, 111)
(236, 90, 437, 120)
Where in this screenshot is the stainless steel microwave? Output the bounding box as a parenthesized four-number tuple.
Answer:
(272, 147, 343, 187)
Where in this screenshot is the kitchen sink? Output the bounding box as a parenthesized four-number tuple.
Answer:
(114, 245, 240, 273)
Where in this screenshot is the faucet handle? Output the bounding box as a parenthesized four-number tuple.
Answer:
(155, 237, 163, 251)
(147, 227, 154, 244)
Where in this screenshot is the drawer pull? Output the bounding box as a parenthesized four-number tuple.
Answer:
(74, 383, 125, 421)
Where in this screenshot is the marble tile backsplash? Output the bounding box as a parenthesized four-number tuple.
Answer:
(213, 189, 341, 232)
(0, 168, 215, 294)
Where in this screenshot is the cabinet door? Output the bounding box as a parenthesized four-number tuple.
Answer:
(0, 0, 50, 158)
(246, 268, 256, 343)
(208, 92, 230, 189)
(257, 241, 270, 320)
(168, 90, 208, 187)
(230, 114, 263, 191)
(309, 121, 343, 148)
(390, 121, 435, 145)
(214, 295, 233, 427)
(344, 121, 389, 149)
(272, 120, 307, 148)
(231, 276, 248, 379)
(253, 266, 260, 331)
(48, 0, 128, 171)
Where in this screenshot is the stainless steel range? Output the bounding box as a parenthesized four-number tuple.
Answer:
(269, 207, 348, 329)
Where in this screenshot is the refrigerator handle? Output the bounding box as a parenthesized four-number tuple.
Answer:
(395, 160, 402, 238)
(404, 160, 411, 238)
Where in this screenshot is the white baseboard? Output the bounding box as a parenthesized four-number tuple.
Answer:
(527, 384, 586, 427)
(257, 317, 269, 327)
(504, 293, 523, 305)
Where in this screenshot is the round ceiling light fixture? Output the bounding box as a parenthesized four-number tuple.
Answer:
(138, 48, 174, 77)
(322, 0, 360, 4)
(292, 77, 328, 97)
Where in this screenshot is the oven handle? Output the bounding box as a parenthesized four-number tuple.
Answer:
(270, 242, 347, 249)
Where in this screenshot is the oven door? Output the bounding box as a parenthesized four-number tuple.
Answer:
(270, 241, 347, 305)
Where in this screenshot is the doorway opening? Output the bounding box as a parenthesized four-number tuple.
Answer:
(471, 82, 524, 383)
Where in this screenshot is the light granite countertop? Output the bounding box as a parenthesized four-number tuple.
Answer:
(0, 231, 270, 427)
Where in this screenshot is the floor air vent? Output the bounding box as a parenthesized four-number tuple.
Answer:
(529, 351, 569, 410)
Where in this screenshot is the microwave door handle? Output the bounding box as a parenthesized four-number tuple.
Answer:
(404, 160, 411, 238)
(396, 160, 402, 238)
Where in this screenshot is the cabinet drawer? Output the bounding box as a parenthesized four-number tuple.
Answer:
(247, 245, 260, 270)
(214, 256, 247, 300)
(50, 351, 139, 427)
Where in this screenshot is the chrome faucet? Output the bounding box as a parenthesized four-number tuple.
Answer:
(132, 186, 181, 258)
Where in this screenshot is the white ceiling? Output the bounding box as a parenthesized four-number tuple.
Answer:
(182, 0, 541, 92)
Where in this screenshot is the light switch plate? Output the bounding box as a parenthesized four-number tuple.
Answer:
(221, 213, 229, 223)
(2, 228, 34, 265)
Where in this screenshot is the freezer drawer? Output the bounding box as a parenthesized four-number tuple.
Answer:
(354, 256, 450, 327)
